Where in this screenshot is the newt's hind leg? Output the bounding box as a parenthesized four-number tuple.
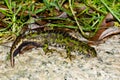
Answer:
(43, 44, 49, 55)
(43, 44, 58, 55)
(66, 48, 76, 60)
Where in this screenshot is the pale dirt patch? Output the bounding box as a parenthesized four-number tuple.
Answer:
(0, 35, 120, 80)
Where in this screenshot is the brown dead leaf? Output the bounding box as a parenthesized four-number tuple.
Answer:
(88, 26, 120, 45)
(0, 5, 7, 19)
(98, 27, 120, 40)
(89, 13, 114, 41)
(0, 12, 5, 19)
(0, 21, 7, 28)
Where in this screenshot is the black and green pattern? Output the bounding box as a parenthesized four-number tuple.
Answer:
(10, 28, 97, 67)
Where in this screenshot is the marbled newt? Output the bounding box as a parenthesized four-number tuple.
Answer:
(10, 28, 97, 67)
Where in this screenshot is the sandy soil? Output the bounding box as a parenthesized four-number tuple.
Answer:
(0, 34, 120, 80)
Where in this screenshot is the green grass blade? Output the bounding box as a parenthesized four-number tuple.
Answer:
(100, 0, 120, 23)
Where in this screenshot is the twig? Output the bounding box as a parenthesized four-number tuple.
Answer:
(68, 0, 88, 38)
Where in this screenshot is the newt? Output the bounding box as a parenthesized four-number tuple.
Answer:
(10, 28, 97, 67)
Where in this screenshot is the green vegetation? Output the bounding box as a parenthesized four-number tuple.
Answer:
(0, 0, 120, 43)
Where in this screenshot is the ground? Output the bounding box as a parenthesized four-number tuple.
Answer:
(0, 34, 120, 80)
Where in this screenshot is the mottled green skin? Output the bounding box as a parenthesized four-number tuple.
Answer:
(22, 29, 97, 58)
(10, 28, 97, 67)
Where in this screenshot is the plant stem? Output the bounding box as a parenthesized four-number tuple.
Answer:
(69, 0, 88, 38)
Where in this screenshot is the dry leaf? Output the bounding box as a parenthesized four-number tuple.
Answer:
(98, 26, 120, 40)
(89, 13, 114, 41)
